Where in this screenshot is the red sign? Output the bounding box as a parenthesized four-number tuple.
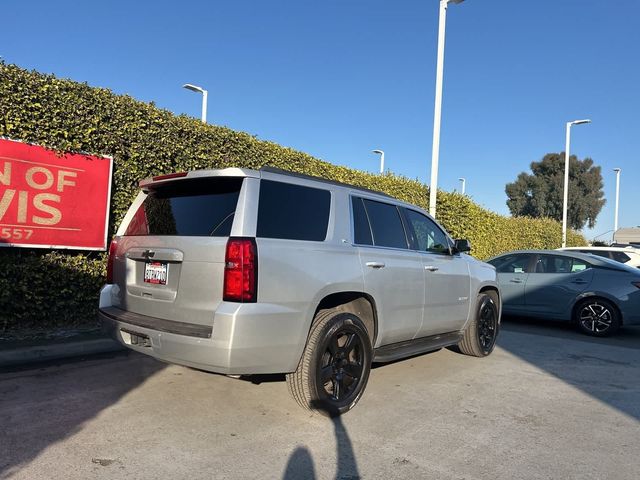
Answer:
(0, 138, 113, 250)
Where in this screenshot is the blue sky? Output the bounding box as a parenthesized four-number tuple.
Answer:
(2, 0, 638, 240)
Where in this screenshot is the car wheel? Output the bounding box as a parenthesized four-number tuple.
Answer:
(574, 298, 620, 337)
(286, 310, 372, 416)
(458, 292, 500, 357)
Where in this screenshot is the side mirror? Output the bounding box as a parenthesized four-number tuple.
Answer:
(454, 239, 471, 253)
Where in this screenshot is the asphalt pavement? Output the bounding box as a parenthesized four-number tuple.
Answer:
(1, 318, 639, 480)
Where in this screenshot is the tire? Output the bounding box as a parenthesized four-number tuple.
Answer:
(458, 292, 499, 357)
(286, 310, 372, 416)
(574, 298, 620, 337)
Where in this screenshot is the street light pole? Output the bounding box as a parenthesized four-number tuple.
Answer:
(183, 83, 208, 123)
(429, 0, 464, 218)
(613, 168, 621, 235)
(561, 119, 591, 248)
(372, 150, 385, 174)
(458, 177, 466, 194)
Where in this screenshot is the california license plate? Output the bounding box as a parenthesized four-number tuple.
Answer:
(144, 261, 167, 285)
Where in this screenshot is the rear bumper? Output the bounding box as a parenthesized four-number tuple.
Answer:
(101, 307, 213, 338)
(99, 289, 309, 375)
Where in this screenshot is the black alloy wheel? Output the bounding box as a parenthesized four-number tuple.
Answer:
(318, 327, 365, 404)
(576, 299, 620, 337)
(477, 296, 499, 353)
(287, 311, 372, 416)
(458, 292, 500, 357)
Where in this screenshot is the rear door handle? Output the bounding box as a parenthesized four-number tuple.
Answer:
(571, 279, 588, 284)
(366, 262, 386, 269)
(425, 266, 439, 272)
(510, 278, 523, 284)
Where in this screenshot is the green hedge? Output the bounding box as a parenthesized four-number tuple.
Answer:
(0, 63, 586, 333)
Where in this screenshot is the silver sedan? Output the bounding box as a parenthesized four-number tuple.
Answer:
(487, 250, 640, 337)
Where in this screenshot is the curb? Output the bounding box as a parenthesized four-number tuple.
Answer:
(0, 338, 125, 368)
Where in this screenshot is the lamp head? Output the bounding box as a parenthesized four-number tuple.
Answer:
(372, 150, 384, 155)
(183, 83, 205, 94)
(569, 119, 591, 126)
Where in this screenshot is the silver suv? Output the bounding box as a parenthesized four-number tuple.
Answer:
(100, 167, 501, 415)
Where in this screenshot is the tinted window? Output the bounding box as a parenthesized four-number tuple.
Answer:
(351, 197, 373, 245)
(257, 180, 330, 241)
(125, 177, 243, 236)
(403, 209, 450, 254)
(489, 254, 532, 273)
(611, 251, 631, 263)
(534, 255, 590, 274)
(580, 249, 609, 259)
(362, 199, 408, 249)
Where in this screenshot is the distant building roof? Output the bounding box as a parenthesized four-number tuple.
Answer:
(614, 227, 640, 244)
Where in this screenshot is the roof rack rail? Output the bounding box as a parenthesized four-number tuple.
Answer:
(259, 166, 393, 198)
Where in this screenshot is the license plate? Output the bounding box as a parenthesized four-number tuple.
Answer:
(144, 261, 167, 285)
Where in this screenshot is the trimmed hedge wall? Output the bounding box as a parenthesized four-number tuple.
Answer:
(0, 63, 586, 333)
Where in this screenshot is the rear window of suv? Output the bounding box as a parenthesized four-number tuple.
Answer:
(125, 177, 243, 236)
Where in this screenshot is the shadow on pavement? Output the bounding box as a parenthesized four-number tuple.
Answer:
(0, 350, 165, 479)
(283, 447, 316, 480)
(502, 315, 640, 350)
(499, 315, 640, 421)
(283, 402, 360, 480)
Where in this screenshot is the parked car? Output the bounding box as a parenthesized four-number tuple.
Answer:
(99, 167, 501, 415)
(558, 246, 640, 269)
(487, 250, 640, 337)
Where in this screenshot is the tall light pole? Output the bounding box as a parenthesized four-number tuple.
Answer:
(561, 119, 591, 248)
(458, 177, 466, 194)
(372, 150, 385, 174)
(183, 83, 208, 123)
(613, 168, 621, 236)
(429, 0, 464, 218)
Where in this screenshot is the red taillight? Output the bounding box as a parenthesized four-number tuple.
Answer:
(106, 238, 118, 284)
(223, 238, 258, 302)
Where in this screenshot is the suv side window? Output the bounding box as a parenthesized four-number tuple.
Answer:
(361, 198, 408, 249)
(257, 180, 330, 241)
(402, 208, 450, 254)
(351, 197, 373, 246)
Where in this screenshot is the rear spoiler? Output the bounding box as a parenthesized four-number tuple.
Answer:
(138, 168, 259, 188)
